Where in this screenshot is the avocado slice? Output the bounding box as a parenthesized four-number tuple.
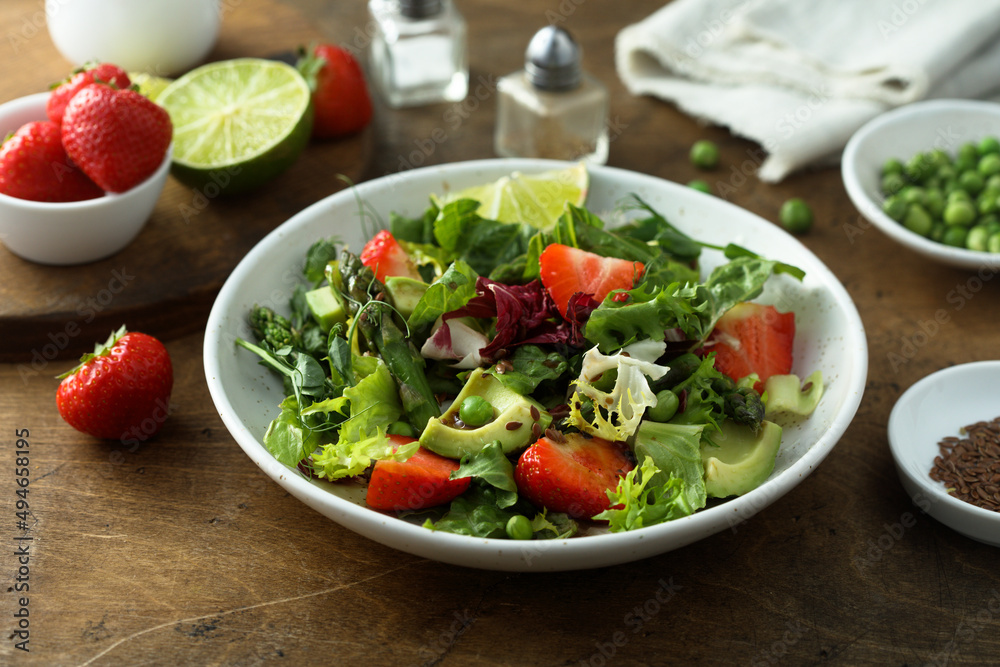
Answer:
(384, 276, 428, 320)
(701, 419, 782, 498)
(305, 286, 348, 332)
(420, 370, 551, 459)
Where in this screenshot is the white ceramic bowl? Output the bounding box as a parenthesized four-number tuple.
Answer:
(204, 158, 869, 571)
(0, 92, 171, 266)
(842, 99, 1000, 271)
(888, 361, 1000, 548)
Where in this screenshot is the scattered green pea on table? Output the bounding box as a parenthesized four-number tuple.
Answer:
(780, 198, 814, 234)
(689, 140, 719, 170)
(879, 135, 1000, 253)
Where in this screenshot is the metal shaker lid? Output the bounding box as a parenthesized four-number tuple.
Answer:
(398, 0, 443, 19)
(525, 26, 581, 91)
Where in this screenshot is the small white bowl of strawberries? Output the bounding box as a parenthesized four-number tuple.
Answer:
(0, 63, 173, 265)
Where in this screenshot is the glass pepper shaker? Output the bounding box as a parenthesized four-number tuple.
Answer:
(367, 0, 469, 108)
(494, 26, 609, 164)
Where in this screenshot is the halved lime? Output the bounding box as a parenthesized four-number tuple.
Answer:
(157, 58, 313, 195)
(436, 163, 589, 230)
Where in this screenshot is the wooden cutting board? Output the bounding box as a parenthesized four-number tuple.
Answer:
(0, 0, 371, 363)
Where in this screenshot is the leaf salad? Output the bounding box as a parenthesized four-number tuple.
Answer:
(235, 180, 824, 541)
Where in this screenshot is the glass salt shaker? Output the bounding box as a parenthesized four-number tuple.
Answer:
(494, 26, 609, 164)
(367, 0, 469, 108)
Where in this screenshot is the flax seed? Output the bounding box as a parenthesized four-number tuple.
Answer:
(930, 416, 1000, 513)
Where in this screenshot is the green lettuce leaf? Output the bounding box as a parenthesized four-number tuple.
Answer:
(262, 395, 324, 467)
(339, 355, 403, 443)
(632, 420, 708, 512)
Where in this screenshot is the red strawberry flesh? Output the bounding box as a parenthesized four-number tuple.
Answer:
(366, 437, 471, 512)
(705, 302, 795, 392)
(538, 243, 644, 317)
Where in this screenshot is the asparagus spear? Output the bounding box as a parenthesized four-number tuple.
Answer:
(339, 251, 442, 431)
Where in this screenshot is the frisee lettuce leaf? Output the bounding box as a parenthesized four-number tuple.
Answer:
(594, 457, 697, 531)
(339, 356, 403, 443)
(311, 429, 418, 481)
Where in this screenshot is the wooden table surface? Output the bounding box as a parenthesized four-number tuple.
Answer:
(3, 1, 1000, 665)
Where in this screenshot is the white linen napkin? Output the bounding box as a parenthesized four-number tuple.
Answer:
(616, 0, 1000, 181)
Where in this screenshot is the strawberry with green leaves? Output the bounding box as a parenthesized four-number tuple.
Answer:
(61, 83, 172, 193)
(514, 431, 635, 519)
(56, 326, 173, 440)
(297, 44, 374, 139)
(0, 120, 104, 202)
(46, 62, 131, 125)
(366, 436, 471, 511)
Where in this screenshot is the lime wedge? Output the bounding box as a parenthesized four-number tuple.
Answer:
(129, 72, 173, 102)
(157, 58, 313, 194)
(437, 163, 589, 230)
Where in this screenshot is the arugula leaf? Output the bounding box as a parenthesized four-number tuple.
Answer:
(617, 194, 702, 262)
(452, 441, 518, 508)
(594, 457, 698, 531)
(722, 243, 805, 281)
(433, 198, 481, 252)
(303, 237, 340, 285)
(433, 199, 538, 277)
(407, 260, 480, 332)
(390, 202, 439, 245)
(486, 345, 568, 395)
(422, 483, 514, 538)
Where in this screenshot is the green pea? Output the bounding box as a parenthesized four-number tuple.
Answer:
(987, 174, 1000, 191)
(960, 170, 985, 194)
(943, 225, 968, 248)
(979, 153, 1000, 177)
(929, 149, 952, 169)
(690, 140, 720, 169)
(647, 389, 680, 422)
(937, 165, 957, 182)
(779, 198, 814, 233)
(948, 189, 971, 204)
(505, 515, 533, 541)
(959, 142, 979, 163)
(930, 223, 947, 242)
(899, 185, 925, 206)
(459, 395, 494, 427)
(979, 136, 1000, 155)
(978, 193, 998, 215)
(988, 232, 1000, 253)
(984, 217, 1000, 235)
(882, 157, 904, 175)
(687, 179, 711, 194)
(388, 421, 418, 437)
(882, 196, 908, 221)
(944, 199, 976, 226)
(903, 204, 933, 236)
(924, 188, 945, 218)
(966, 225, 991, 252)
(881, 172, 907, 195)
(905, 153, 930, 182)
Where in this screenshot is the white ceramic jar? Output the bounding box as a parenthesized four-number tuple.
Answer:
(45, 0, 221, 76)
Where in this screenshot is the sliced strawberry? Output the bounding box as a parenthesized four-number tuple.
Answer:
(360, 229, 422, 283)
(514, 432, 635, 519)
(538, 243, 644, 317)
(366, 436, 471, 512)
(47, 63, 131, 125)
(704, 302, 794, 392)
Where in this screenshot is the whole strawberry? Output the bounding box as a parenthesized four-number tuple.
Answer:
(56, 326, 173, 440)
(46, 63, 131, 125)
(61, 84, 172, 193)
(297, 44, 373, 139)
(0, 120, 104, 202)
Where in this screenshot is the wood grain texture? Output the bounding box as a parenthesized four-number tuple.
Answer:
(0, 0, 371, 362)
(3, 0, 1000, 665)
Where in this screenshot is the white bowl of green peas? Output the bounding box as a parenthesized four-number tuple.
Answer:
(842, 99, 1000, 270)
